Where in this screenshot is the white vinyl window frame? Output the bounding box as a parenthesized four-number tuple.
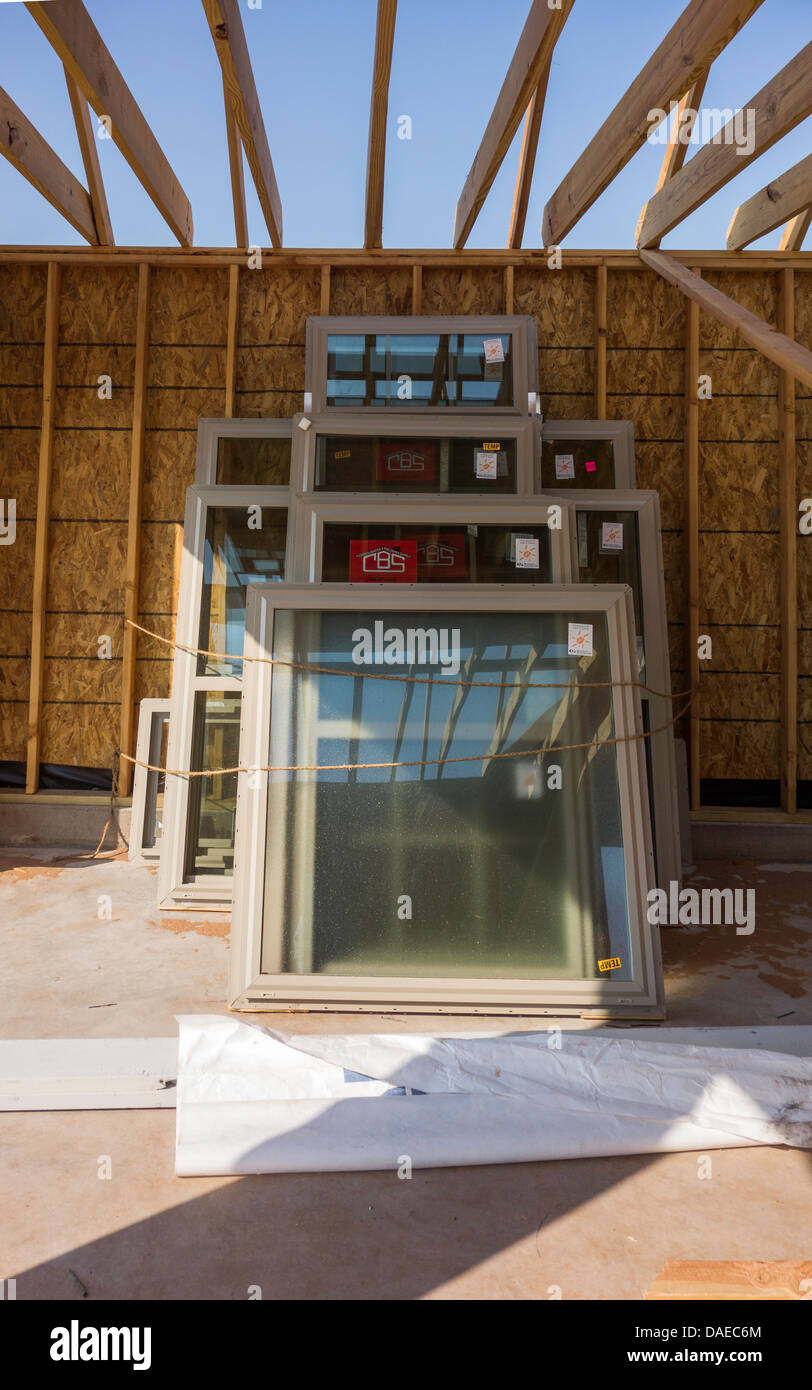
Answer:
(288, 495, 575, 586)
(538, 420, 636, 490)
(290, 411, 539, 496)
(128, 698, 171, 864)
(157, 485, 295, 911)
(230, 582, 663, 1016)
(305, 315, 539, 416)
(546, 490, 681, 891)
(194, 418, 294, 486)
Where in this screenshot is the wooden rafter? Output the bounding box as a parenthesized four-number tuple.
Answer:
(26, 0, 192, 245)
(780, 208, 812, 251)
(0, 86, 96, 244)
(453, 0, 574, 249)
(640, 250, 812, 389)
(364, 0, 397, 250)
(64, 69, 114, 244)
(637, 41, 812, 249)
(542, 0, 765, 247)
(223, 80, 248, 248)
(728, 153, 812, 251)
(201, 0, 283, 248)
(507, 58, 550, 250)
(653, 75, 709, 196)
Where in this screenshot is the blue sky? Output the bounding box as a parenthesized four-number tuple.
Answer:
(1, 0, 810, 249)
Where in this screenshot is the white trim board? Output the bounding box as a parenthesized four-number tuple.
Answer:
(4, 1027, 811, 1112)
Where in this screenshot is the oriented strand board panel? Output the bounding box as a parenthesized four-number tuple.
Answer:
(40, 701, 118, 769)
(607, 347, 681, 396)
(610, 393, 682, 440)
(43, 656, 121, 704)
(699, 271, 779, 350)
(138, 522, 181, 616)
(233, 389, 301, 418)
(149, 268, 228, 346)
(45, 611, 125, 658)
(0, 520, 35, 609)
(705, 623, 781, 673)
(608, 269, 684, 348)
(58, 267, 137, 344)
(418, 267, 500, 316)
(635, 442, 683, 530)
(0, 343, 43, 386)
(699, 442, 779, 531)
(236, 345, 304, 394)
(0, 658, 29, 701)
(51, 430, 131, 520)
(0, 703, 25, 761)
(142, 432, 197, 521)
(134, 657, 172, 703)
(55, 346, 136, 428)
(699, 671, 780, 721)
(543, 347, 593, 393)
(145, 387, 223, 430)
(46, 520, 128, 613)
(540, 391, 592, 419)
(700, 719, 780, 781)
(0, 263, 47, 342)
(699, 533, 780, 625)
(331, 267, 412, 316)
(239, 267, 319, 345)
(0, 429, 40, 516)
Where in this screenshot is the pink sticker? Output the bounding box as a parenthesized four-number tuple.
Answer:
(585, 460, 597, 473)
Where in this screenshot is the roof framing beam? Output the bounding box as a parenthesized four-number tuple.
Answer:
(653, 73, 709, 194)
(364, 0, 397, 250)
(0, 85, 97, 243)
(453, 0, 574, 250)
(641, 249, 812, 389)
(202, 0, 283, 248)
(780, 208, 812, 252)
(728, 153, 812, 251)
(64, 68, 113, 245)
(542, 0, 765, 247)
(25, 0, 193, 245)
(507, 58, 551, 250)
(637, 41, 812, 249)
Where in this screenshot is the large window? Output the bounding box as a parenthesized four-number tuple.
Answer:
(157, 485, 293, 910)
(306, 316, 538, 415)
(231, 585, 663, 1014)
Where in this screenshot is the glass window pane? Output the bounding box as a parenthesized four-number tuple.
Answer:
(314, 434, 517, 493)
(143, 711, 170, 851)
(185, 691, 241, 877)
(541, 438, 615, 488)
(197, 507, 288, 677)
(321, 522, 553, 583)
(326, 332, 513, 408)
(216, 437, 291, 485)
(261, 608, 633, 982)
(573, 510, 645, 679)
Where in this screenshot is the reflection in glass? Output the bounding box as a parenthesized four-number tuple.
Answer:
(262, 609, 633, 982)
(185, 692, 241, 877)
(321, 522, 553, 584)
(143, 711, 170, 851)
(326, 333, 513, 408)
(216, 437, 291, 485)
(197, 507, 288, 677)
(574, 510, 645, 680)
(541, 438, 615, 488)
(314, 434, 517, 493)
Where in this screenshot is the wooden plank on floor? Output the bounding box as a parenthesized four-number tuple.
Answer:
(646, 1260, 812, 1300)
(118, 263, 150, 798)
(26, 262, 60, 794)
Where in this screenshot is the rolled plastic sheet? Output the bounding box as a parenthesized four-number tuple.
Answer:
(175, 1015, 812, 1176)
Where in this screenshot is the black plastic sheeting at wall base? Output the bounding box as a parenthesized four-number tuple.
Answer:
(0, 762, 113, 791)
(699, 778, 812, 809)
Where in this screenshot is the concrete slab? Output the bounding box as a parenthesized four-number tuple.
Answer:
(1, 848, 810, 1299)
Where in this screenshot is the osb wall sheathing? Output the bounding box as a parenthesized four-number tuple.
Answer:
(0, 260, 809, 796)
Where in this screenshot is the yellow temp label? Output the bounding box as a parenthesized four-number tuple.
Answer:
(334, 449, 351, 459)
(482, 442, 501, 450)
(598, 957, 622, 973)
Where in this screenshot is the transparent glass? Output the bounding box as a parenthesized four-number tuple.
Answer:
(314, 433, 517, 493)
(541, 438, 615, 488)
(261, 608, 633, 981)
(197, 507, 288, 677)
(326, 332, 513, 408)
(321, 522, 553, 584)
(143, 711, 170, 851)
(216, 437, 291, 485)
(185, 691, 241, 877)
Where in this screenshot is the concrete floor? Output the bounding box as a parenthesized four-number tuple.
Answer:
(1, 848, 811, 1299)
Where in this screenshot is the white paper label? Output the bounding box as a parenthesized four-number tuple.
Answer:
(601, 521, 624, 551)
(483, 337, 505, 364)
(568, 623, 594, 657)
(475, 450, 497, 479)
(514, 536, 540, 569)
(555, 453, 575, 480)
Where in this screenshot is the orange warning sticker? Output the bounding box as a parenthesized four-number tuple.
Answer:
(598, 957, 622, 973)
(482, 442, 501, 450)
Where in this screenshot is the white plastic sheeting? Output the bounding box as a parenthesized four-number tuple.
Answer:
(175, 1015, 812, 1176)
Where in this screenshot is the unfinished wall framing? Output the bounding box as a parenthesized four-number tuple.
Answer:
(0, 249, 810, 809)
